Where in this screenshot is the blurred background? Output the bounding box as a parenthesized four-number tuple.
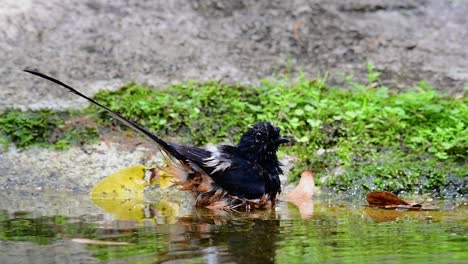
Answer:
(1, 0, 467, 111)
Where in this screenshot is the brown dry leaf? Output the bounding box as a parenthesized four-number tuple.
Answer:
(366, 191, 438, 211)
(366, 191, 409, 206)
(284, 170, 315, 219)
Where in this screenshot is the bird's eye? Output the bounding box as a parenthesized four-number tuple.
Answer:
(255, 132, 262, 142)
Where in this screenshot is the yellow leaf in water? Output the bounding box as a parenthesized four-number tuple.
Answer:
(90, 165, 181, 221)
(152, 169, 176, 189)
(90, 165, 153, 220)
(90, 165, 152, 200)
(91, 197, 148, 220)
(154, 200, 180, 224)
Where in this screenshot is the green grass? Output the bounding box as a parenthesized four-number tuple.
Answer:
(0, 110, 99, 150)
(1, 68, 466, 195)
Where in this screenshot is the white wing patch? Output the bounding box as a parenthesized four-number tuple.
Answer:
(204, 146, 232, 173)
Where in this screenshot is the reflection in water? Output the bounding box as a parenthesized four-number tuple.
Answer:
(0, 194, 467, 264)
(165, 208, 280, 264)
(93, 202, 283, 263)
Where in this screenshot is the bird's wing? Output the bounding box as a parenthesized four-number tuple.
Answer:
(168, 143, 212, 165)
(169, 143, 233, 174)
(213, 158, 268, 199)
(169, 143, 270, 199)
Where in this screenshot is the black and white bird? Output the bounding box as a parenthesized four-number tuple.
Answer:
(24, 70, 291, 210)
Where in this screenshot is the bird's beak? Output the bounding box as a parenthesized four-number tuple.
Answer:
(276, 137, 292, 145)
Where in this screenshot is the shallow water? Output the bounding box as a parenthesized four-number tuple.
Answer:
(0, 191, 466, 264)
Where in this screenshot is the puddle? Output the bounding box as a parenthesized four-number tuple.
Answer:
(0, 191, 466, 263)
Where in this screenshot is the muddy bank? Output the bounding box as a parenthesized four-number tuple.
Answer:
(1, 0, 467, 111)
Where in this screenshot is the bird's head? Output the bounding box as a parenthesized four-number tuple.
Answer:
(238, 122, 290, 163)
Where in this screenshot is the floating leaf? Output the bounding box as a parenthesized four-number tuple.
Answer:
(284, 170, 315, 219)
(153, 200, 180, 224)
(91, 197, 148, 220)
(90, 165, 154, 220)
(366, 191, 409, 206)
(366, 191, 438, 211)
(90, 165, 181, 221)
(90, 165, 152, 200)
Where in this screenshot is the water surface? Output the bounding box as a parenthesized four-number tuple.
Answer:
(0, 191, 466, 264)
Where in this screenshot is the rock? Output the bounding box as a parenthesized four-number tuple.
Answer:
(0, 0, 466, 112)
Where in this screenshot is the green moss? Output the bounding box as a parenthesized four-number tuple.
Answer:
(93, 81, 260, 144)
(0, 110, 99, 150)
(1, 69, 466, 194)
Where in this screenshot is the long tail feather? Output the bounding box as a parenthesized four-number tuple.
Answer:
(24, 69, 188, 162)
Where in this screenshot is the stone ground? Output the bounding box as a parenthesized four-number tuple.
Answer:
(0, 0, 467, 191)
